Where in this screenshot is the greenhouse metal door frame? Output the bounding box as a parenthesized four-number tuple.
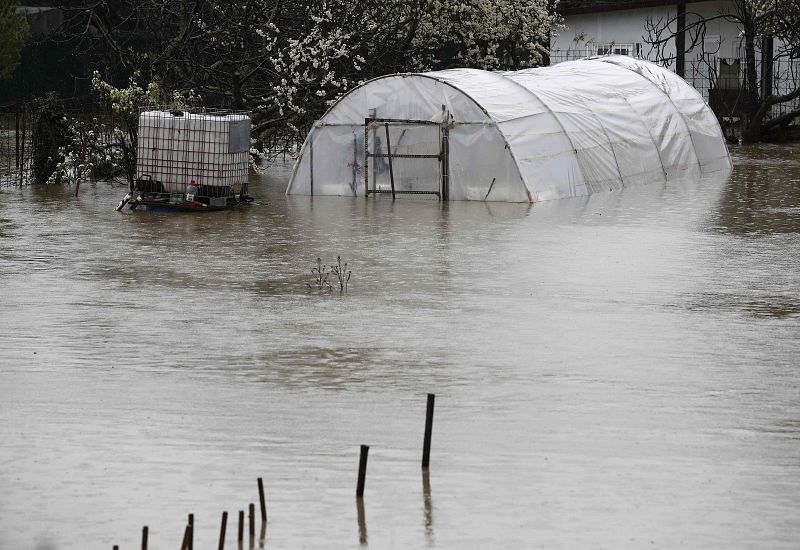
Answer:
(364, 118, 449, 200)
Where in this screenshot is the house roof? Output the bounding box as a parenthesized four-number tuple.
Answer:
(558, 0, 721, 16)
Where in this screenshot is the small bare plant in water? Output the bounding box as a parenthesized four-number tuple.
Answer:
(331, 256, 351, 292)
(308, 257, 332, 290)
(307, 257, 351, 292)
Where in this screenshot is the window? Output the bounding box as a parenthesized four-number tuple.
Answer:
(717, 58, 741, 90)
(704, 35, 722, 56)
(595, 43, 634, 56)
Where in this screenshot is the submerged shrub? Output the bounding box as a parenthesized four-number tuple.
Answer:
(31, 92, 69, 184)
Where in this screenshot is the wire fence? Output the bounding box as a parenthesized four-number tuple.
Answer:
(0, 102, 308, 189)
(0, 101, 126, 188)
(0, 104, 33, 187)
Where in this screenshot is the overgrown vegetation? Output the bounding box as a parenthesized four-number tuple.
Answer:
(0, 0, 29, 80)
(308, 257, 352, 292)
(8, 0, 561, 148)
(47, 72, 200, 189)
(330, 256, 351, 292)
(30, 93, 68, 184)
(308, 258, 333, 291)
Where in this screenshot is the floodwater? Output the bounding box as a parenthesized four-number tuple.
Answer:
(1, 145, 799, 550)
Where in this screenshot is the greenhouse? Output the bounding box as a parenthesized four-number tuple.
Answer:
(286, 55, 731, 203)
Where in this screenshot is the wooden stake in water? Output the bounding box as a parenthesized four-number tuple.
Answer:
(257, 478, 267, 522)
(237, 510, 244, 544)
(219, 511, 228, 550)
(141, 525, 149, 550)
(356, 444, 370, 498)
(248, 503, 255, 538)
(422, 393, 435, 469)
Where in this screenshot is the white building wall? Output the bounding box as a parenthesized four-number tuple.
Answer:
(550, 2, 799, 128)
(550, 2, 743, 71)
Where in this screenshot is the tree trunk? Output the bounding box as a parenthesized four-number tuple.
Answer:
(761, 36, 774, 98)
(676, 2, 686, 78)
(740, 2, 762, 143)
(232, 77, 245, 110)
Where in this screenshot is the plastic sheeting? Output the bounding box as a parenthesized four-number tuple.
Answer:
(286, 56, 731, 203)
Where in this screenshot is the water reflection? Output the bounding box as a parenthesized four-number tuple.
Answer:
(716, 144, 800, 234)
(1, 148, 799, 549)
(680, 291, 800, 319)
(356, 497, 368, 547)
(422, 470, 434, 546)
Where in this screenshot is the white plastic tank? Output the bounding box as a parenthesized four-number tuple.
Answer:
(136, 110, 251, 194)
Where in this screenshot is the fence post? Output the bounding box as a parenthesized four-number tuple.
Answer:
(219, 511, 228, 550)
(20, 106, 26, 186)
(188, 514, 194, 550)
(422, 394, 435, 469)
(257, 478, 267, 522)
(356, 444, 369, 498)
(15, 103, 20, 169)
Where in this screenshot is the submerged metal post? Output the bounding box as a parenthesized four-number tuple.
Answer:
(440, 125, 449, 201)
(309, 129, 314, 196)
(384, 123, 395, 199)
(364, 118, 370, 196)
(20, 107, 26, 186)
(440, 105, 446, 201)
(180, 523, 191, 550)
(356, 444, 370, 498)
(188, 513, 194, 550)
(356, 496, 368, 546)
(15, 103, 20, 168)
(422, 393, 435, 469)
(422, 468, 434, 540)
(219, 511, 228, 550)
(368, 108, 377, 196)
(257, 478, 267, 522)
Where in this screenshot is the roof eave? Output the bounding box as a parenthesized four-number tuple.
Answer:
(559, 0, 722, 16)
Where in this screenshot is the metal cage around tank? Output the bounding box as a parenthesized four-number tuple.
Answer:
(135, 107, 251, 202)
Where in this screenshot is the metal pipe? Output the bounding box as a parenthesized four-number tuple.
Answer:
(356, 444, 370, 498)
(257, 478, 267, 522)
(384, 123, 395, 200)
(422, 394, 435, 469)
(218, 511, 228, 550)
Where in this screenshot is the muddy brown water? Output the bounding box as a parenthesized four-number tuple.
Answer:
(1, 144, 799, 549)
